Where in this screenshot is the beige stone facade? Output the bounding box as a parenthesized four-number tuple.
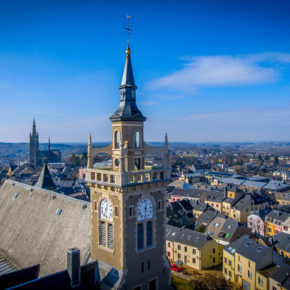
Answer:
(86, 45, 171, 290)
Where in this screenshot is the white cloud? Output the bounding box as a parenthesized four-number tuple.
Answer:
(150, 53, 290, 92)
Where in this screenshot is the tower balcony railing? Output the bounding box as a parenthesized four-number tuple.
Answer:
(85, 166, 170, 188)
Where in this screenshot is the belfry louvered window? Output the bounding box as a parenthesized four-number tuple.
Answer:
(146, 221, 152, 246)
(137, 223, 144, 250)
(100, 221, 106, 246)
(108, 223, 114, 248)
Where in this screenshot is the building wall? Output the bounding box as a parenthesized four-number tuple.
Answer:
(166, 241, 174, 261)
(223, 250, 235, 283)
(171, 239, 221, 270)
(247, 215, 265, 236)
(255, 272, 268, 290)
(234, 253, 257, 290)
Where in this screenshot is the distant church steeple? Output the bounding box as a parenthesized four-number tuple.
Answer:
(29, 119, 39, 168)
(48, 137, 51, 151)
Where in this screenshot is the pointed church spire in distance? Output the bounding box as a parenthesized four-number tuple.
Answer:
(32, 118, 36, 134)
(48, 137, 51, 151)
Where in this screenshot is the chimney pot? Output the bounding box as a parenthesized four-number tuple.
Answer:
(67, 248, 81, 287)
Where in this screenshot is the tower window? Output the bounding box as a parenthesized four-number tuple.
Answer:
(141, 262, 144, 273)
(137, 223, 144, 250)
(108, 223, 114, 248)
(129, 206, 134, 218)
(135, 158, 141, 171)
(146, 221, 153, 247)
(135, 130, 141, 149)
(114, 130, 120, 149)
(100, 221, 106, 246)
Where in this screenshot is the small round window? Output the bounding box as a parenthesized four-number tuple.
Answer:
(115, 159, 120, 167)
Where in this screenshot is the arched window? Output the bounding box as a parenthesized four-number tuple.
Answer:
(134, 130, 141, 149)
(114, 130, 120, 149)
(137, 223, 144, 250)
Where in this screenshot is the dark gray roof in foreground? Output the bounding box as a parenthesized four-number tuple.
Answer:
(166, 224, 210, 248)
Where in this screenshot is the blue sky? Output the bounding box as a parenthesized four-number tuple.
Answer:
(0, 0, 290, 142)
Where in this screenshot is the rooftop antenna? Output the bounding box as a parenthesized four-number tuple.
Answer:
(125, 15, 132, 45)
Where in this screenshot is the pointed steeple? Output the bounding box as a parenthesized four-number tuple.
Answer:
(35, 163, 56, 190)
(120, 46, 136, 88)
(48, 137, 51, 151)
(32, 119, 36, 134)
(110, 46, 146, 122)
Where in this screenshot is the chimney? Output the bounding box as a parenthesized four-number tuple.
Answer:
(67, 248, 81, 287)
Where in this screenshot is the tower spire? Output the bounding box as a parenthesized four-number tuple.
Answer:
(109, 16, 146, 122)
(48, 137, 51, 151)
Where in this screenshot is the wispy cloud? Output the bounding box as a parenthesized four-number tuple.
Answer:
(150, 52, 290, 92)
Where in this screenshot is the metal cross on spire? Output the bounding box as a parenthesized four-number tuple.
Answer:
(125, 15, 132, 45)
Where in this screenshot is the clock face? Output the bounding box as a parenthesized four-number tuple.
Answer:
(100, 199, 113, 221)
(137, 199, 153, 221)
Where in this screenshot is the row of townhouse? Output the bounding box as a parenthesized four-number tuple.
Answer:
(203, 186, 271, 224)
(248, 209, 290, 237)
(223, 235, 290, 290)
(166, 224, 223, 270)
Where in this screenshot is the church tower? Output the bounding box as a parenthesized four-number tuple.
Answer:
(29, 119, 39, 168)
(86, 44, 171, 289)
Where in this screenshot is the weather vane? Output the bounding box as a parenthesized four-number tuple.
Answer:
(125, 15, 132, 45)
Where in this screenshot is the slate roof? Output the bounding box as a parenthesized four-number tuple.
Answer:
(168, 180, 195, 190)
(195, 209, 226, 229)
(204, 190, 225, 203)
(242, 180, 267, 188)
(220, 178, 245, 186)
(273, 232, 290, 253)
(110, 47, 146, 122)
(171, 188, 206, 199)
(265, 210, 290, 223)
(166, 225, 210, 249)
(224, 235, 272, 263)
(207, 217, 241, 243)
(249, 207, 272, 220)
(0, 180, 91, 277)
(34, 164, 56, 190)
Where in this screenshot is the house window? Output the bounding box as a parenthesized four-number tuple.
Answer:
(167, 242, 170, 247)
(178, 245, 181, 250)
(224, 268, 227, 274)
(146, 221, 152, 247)
(258, 276, 263, 285)
(137, 223, 144, 250)
(213, 257, 216, 263)
(238, 264, 242, 273)
(213, 248, 215, 254)
(184, 246, 187, 252)
(229, 271, 232, 278)
(192, 249, 196, 254)
(229, 260, 232, 266)
(114, 130, 120, 149)
(178, 254, 181, 259)
(192, 258, 196, 263)
(135, 130, 141, 149)
(224, 257, 227, 264)
(248, 270, 252, 279)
